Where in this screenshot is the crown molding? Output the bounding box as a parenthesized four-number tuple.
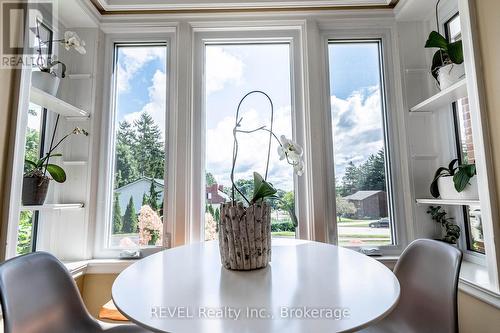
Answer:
(88, 0, 399, 15)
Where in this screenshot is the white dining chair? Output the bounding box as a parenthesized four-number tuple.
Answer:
(359, 238, 462, 333)
(0, 251, 152, 333)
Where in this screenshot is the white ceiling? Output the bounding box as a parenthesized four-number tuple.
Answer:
(57, 0, 98, 28)
(93, 0, 394, 11)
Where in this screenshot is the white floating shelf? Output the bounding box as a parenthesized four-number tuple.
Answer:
(62, 160, 88, 166)
(21, 203, 85, 211)
(30, 86, 90, 118)
(67, 74, 92, 80)
(416, 198, 480, 207)
(410, 79, 468, 112)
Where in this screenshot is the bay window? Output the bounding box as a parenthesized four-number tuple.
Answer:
(203, 43, 296, 240)
(328, 40, 394, 247)
(105, 43, 168, 251)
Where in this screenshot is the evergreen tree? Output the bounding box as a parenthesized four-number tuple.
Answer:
(122, 196, 138, 233)
(112, 193, 123, 233)
(147, 179, 161, 212)
(206, 172, 216, 186)
(142, 193, 148, 206)
(214, 207, 220, 223)
(133, 113, 164, 179)
(360, 149, 386, 191)
(115, 121, 139, 188)
(340, 162, 360, 196)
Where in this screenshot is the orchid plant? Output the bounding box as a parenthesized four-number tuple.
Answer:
(24, 127, 89, 183)
(36, 23, 87, 78)
(230, 91, 304, 222)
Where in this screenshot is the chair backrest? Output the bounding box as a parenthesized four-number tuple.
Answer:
(0, 252, 101, 333)
(392, 239, 462, 333)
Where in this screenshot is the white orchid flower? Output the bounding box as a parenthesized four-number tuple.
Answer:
(278, 135, 304, 176)
(294, 160, 304, 176)
(64, 31, 86, 54)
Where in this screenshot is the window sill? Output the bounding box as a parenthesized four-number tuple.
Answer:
(64, 259, 136, 277)
(459, 261, 500, 309)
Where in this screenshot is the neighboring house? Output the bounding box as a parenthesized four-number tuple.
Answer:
(206, 184, 230, 205)
(345, 190, 388, 219)
(114, 178, 164, 213)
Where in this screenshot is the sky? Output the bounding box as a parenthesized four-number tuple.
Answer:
(112, 41, 386, 192)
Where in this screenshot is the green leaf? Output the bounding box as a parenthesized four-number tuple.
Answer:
(24, 159, 37, 169)
(447, 40, 464, 64)
(425, 31, 449, 50)
(430, 166, 454, 198)
(46, 164, 66, 183)
(453, 168, 472, 192)
(431, 50, 449, 80)
(251, 172, 277, 203)
(37, 153, 63, 167)
(462, 164, 476, 177)
(448, 159, 459, 174)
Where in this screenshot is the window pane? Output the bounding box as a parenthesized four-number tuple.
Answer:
(204, 44, 295, 240)
(17, 104, 44, 255)
(328, 41, 393, 247)
(110, 44, 167, 248)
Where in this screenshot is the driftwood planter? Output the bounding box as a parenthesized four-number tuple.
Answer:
(219, 201, 271, 270)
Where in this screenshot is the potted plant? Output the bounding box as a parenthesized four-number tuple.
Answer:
(32, 29, 86, 95)
(22, 127, 89, 205)
(424, 31, 464, 90)
(218, 91, 304, 271)
(426, 206, 461, 244)
(430, 159, 477, 200)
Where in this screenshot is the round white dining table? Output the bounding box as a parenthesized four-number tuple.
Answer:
(112, 239, 400, 333)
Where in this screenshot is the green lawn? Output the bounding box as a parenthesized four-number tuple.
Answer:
(272, 231, 296, 237)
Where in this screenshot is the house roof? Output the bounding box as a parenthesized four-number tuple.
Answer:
(344, 190, 383, 201)
(115, 177, 164, 192)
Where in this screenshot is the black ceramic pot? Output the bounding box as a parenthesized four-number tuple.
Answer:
(22, 176, 49, 205)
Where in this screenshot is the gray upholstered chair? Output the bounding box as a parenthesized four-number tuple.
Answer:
(0, 251, 151, 333)
(359, 238, 462, 333)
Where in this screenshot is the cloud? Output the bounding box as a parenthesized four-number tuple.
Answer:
(124, 69, 166, 139)
(205, 106, 294, 191)
(117, 47, 165, 93)
(331, 86, 384, 179)
(206, 47, 244, 95)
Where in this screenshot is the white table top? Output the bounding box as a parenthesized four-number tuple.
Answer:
(112, 239, 400, 333)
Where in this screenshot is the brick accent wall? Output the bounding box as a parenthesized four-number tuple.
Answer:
(460, 97, 475, 163)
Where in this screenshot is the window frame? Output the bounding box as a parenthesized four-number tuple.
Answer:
(94, 32, 175, 258)
(190, 27, 310, 243)
(442, 10, 486, 263)
(320, 26, 410, 255)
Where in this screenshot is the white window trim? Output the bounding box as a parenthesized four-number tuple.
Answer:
(319, 24, 411, 255)
(93, 30, 177, 258)
(189, 25, 312, 243)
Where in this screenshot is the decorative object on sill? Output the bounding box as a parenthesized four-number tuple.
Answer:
(218, 91, 304, 271)
(32, 22, 87, 96)
(424, 0, 464, 90)
(426, 205, 461, 244)
(430, 159, 478, 200)
(22, 119, 89, 205)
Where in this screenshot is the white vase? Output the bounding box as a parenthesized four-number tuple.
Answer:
(438, 63, 465, 90)
(438, 176, 479, 200)
(31, 71, 60, 96)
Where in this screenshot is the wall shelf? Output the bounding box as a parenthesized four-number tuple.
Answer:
(30, 87, 90, 118)
(21, 203, 85, 211)
(62, 160, 88, 166)
(67, 74, 92, 80)
(410, 79, 467, 112)
(415, 198, 480, 207)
